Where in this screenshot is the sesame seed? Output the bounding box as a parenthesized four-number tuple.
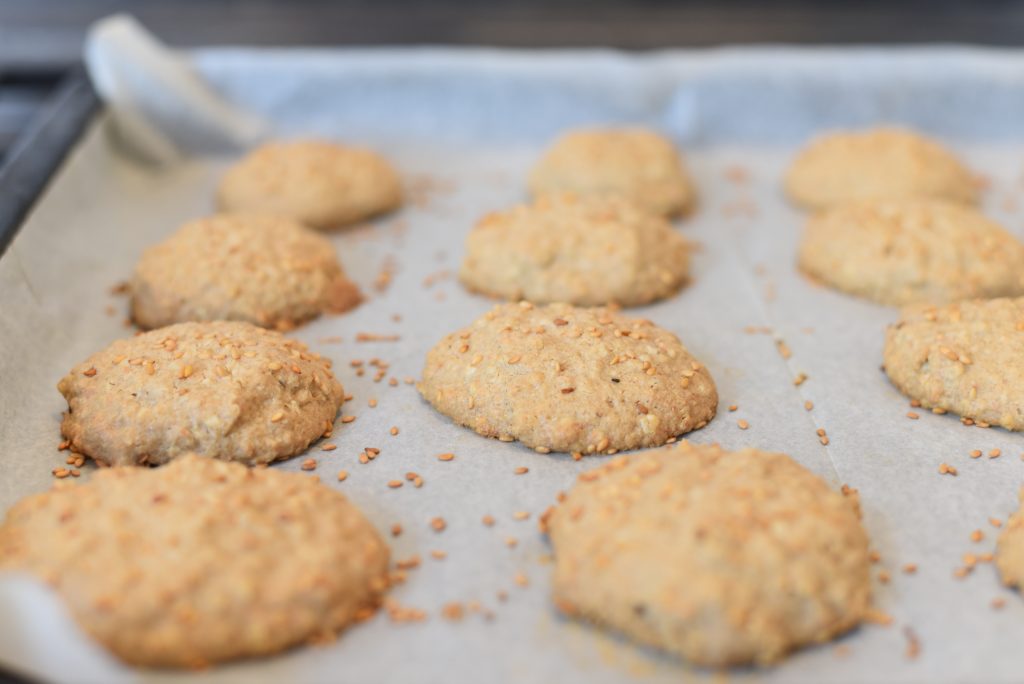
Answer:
(341, 415, 356, 423)
(991, 517, 1003, 528)
(301, 458, 317, 471)
(514, 466, 528, 475)
(993, 598, 1007, 610)
(391, 523, 402, 536)
(902, 563, 917, 574)
(793, 373, 808, 386)
(971, 529, 984, 542)
(388, 480, 403, 489)
(737, 419, 749, 430)
(482, 515, 495, 527)
(321, 443, 337, 451)
(270, 411, 284, 423)
(337, 470, 348, 481)
(907, 412, 919, 420)
(938, 463, 958, 476)
(804, 400, 814, 411)
(431, 517, 447, 532)
(970, 450, 982, 459)
(83, 367, 97, 377)
(513, 511, 530, 521)
(390, 426, 399, 436)
(990, 449, 1001, 459)
(438, 453, 455, 462)
(728, 404, 737, 412)
(505, 537, 518, 548)
(431, 550, 447, 560)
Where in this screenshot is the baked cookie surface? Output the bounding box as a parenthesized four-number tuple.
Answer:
(216, 140, 402, 229)
(459, 193, 690, 306)
(884, 297, 1024, 431)
(418, 302, 717, 454)
(132, 213, 362, 331)
(57, 321, 344, 466)
(785, 127, 978, 210)
(544, 442, 871, 666)
(528, 128, 696, 217)
(798, 199, 1024, 306)
(0, 455, 390, 668)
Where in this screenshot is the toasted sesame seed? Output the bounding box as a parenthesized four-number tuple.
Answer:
(388, 480, 403, 489)
(793, 372, 808, 386)
(971, 529, 984, 542)
(482, 515, 495, 527)
(907, 412, 919, 420)
(737, 419, 749, 430)
(391, 523, 402, 536)
(728, 404, 738, 412)
(438, 453, 455, 462)
(321, 443, 337, 452)
(514, 572, 529, 587)
(301, 458, 317, 471)
(431, 550, 447, 560)
(903, 563, 917, 574)
(878, 570, 891, 584)
(390, 426, 399, 436)
(804, 400, 814, 411)
(83, 367, 97, 377)
(991, 517, 1003, 528)
(939, 463, 958, 476)
(337, 470, 348, 481)
(513, 511, 530, 521)
(990, 449, 1002, 459)
(431, 517, 447, 532)
(514, 466, 528, 475)
(270, 411, 285, 423)
(341, 415, 356, 423)
(970, 450, 982, 459)
(505, 537, 518, 548)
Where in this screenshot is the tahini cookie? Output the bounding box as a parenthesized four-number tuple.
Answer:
(785, 127, 978, 210)
(418, 302, 717, 454)
(884, 297, 1024, 430)
(798, 199, 1024, 306)
(132, 213, 362, 331)
(0, 455, 390, 667)
(459, 193, 690, 306)
(528, 128, 696, 217)
(57, 321, 344, 466)
(544, 442, 872, 666)
(217, 140, 402, 229)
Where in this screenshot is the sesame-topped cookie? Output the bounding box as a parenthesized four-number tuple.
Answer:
(132, 213, 362, 331)
(0, 455, 390, 667)
(216, 140, 402, 229)
(785, 127, 978, 210)
(57, 321, 344, 466)
(798, 199, 1024, 306)
(528, 128, 696, 218)
(543, 442, 872, 666)
(459, 193, 691, 307)
(884, 297, 1024, 431)
(417, 302, 717, 454)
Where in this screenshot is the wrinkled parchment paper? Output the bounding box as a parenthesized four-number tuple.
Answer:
(4, 47, 1024, 683)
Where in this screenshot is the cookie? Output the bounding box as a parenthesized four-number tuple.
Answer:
(131, 213, 362, 331)
(785, 127, 978, 210)
(418, 302, 717, 454)
(528, 128, 696, 218)
(459, 193, 690, 307)
(0, 455, 389, 667)
(216, 140, 402, 229)
(543, 442, 871, 666)
(57, 321, 344, 466)
(883, 297, 1024, 430)
(997, 490, 1024, 590)
(798, 199, 1024, 306)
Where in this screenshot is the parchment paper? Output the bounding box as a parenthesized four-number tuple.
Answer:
(4, 47, 1024, 683)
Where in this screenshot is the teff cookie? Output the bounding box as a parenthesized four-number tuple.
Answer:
(217, 140, 402, 229)
(528, 128, 696, 217)
(0, 455, 390, 667)
(459, 194, 690, 306)
(131, 213, 362, 331)
(57, 321, 344, 466)
(418, 302, 717, 454)
(884, 297, 1024, 431)
(798, 199, 1024, 306)
(544, 443, 871, 666)
(785, 127, 978, 210)
(997, 490, 1024, 591)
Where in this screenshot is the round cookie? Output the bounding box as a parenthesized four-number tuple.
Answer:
(0, 455, 390, 667)
(883, 297, 1024, 431)
(57, 321, 344, 466)
(798, 199, 1024, 306)
(528, 128, 696, 218)
(216, 140, 402, 229)
(785, 127, 978, 210)
(996, 490, 1024, 590)
(131, 213, 362, 331)
(543, 442, 871, 666)
(418, 302, 717, 454)
(459, 193, 690, 307)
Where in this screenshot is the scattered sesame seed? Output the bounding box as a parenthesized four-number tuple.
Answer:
(804, 400, 814, 411)
(391, 523, 402, 536)
(938, 463, 958, 476)
(878, 570, 891, 584)
(505, 537, 518, 548)
(906, 412, 919, 420)
(514, 466, 529, 475)
(431, 550, 447, 560)
(437, 453, 455, 462)
(341, 415, 356, 424)
(971, 529, 984, 542)
(337, 470, 349, 481)
(513, 511, 530, 521)
(970, 449, 982, 459)
(368, 398, 378, 408)
(793, 372, 808, 386)
(728, 404, 738, 412)
(388, 480, 403, 489)
(270, 411, 285, 423)
(321, 443, 337, 452)
(991, 517, 1003, 528)
(737, 419, 749, 430)
(990, 449, 1002, 459)
(390, 426, 399, 436)
(992, 598, 1007, 610)
(431, 517, 447, 532)
(83, 367, 97, 377)
(482, 515, 495, 527)
(902, 563, 917, 574)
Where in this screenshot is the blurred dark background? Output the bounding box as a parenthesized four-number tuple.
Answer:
(3, 0, 1024, 159)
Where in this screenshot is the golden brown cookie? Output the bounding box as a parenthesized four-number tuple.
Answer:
(418, 302, 717, 454)
(0, 455, 390, 667)
(997, 489, 1024, 590)
(544, 442, 871, 666)
(884, 297, 1024, 430)
(798, 199, 1024, 306)
(131, 213, 361, 331)
(528, 128, 696, 217)
(459, 193, 690, 306)
(785, 127, 978, 210)
(57, 321, 344, 466)
(216, 140, 402, 229)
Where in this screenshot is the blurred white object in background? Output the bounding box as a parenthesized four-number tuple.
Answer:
(84, 14, 270, 164)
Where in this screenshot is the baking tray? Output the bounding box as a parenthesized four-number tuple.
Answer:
(4, 47, 1024, 684)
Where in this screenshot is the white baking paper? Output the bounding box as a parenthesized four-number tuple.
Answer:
(3, 47, 1024, 684)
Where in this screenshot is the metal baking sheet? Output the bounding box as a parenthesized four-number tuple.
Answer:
(4, 47, 1024, 683)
